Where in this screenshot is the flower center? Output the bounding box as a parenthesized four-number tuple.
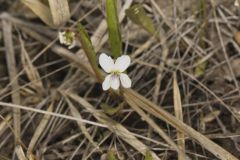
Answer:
(64, 31, 75, 44)
(111, 70, 121, 75)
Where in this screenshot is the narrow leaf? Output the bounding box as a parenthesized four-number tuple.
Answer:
(106, 0, 122, 58)
(125, 4, 158, 39)
(77, 23, 104, 82)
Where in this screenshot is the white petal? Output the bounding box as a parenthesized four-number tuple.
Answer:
(58, 32, 65, 44)
(99, 53, 114, 73)
(114, 55, 131, 72)
(110, 74, 120, 90)
(102, 74, 111, 91)
(119, 73, 131, 88)
(68, 40, 76, 49)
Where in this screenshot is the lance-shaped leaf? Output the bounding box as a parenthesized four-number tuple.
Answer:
(126, 4, 158, 39)
(77, 23, 103, 82)
(106, 0, 122, 58)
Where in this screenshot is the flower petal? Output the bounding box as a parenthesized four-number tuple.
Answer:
(68, 40, 76, 49)
(102, 74, 112, 91)
(58, 32, 65, 44)
(110, 74, 120, 90)
(119, 73, 131, 88)
(114, 55, 130, 72)
(99, 53, 114, 73)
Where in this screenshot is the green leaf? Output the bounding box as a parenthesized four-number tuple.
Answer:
(126, 4, 158, 39)
(144, 151, 153, 160)
(77, 23, 104, 81)
(107, 150, 117, 160)
(106, 0, 122, 58)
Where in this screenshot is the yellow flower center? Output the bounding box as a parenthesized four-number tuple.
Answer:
(111, 70, 121, 75)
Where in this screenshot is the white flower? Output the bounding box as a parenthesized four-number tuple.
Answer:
(58, 31, 76, 49)
(99, 53, 132, 90)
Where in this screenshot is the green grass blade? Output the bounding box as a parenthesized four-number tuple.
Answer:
(77, 23, 103, 82)
(126, 4, 158, 39)
(106, 0, 122, 58)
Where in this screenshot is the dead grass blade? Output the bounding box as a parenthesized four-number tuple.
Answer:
(126, 98, 189, 159)
(27, 103, 53, 156)
(15, 145, 27, 160)
(234, 31, 240, 45)
(173, 74, 186, 160)
(65, 91, 161, 160)
(20, 37, 44, 94)
(2, 20, 21, 143)
(123, 89, 238, 160)
(0, 101, 107, 128)
(64, 95, 99, 149)
(0, 114, 12, 137)
(0, 114, 11, 128)
(18, 26, 95, 78)
(21, 0, 54, 27)
(48, 0, 70, 26)
(202, 110, 221, 123)
(179, 68, 240, 123)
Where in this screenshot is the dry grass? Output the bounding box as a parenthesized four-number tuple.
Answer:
(0, 0, 240, 159)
